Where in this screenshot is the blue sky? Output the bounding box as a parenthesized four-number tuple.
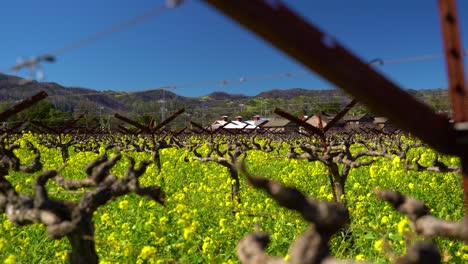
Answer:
(1, 0, 467, 97)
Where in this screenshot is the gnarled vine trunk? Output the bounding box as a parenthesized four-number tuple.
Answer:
(228, 165, 241, 203)
(67, 217, 98, 264)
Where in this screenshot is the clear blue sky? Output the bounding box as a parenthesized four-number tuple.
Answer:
(1, 0, 467, 97)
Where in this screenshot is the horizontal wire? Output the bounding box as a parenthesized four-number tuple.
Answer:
(48, 4, 167, 57)
(0, 0, 464, 97)
(1, 1, 187, 74)
(127, 52, 465, 92)
(1, 48, 461, 99)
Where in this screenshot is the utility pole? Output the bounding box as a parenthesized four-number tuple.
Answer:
(98, 106, 104, 129)
(159, 89, 166, 122)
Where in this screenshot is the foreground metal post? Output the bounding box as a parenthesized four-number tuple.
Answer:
(439, 0, 468, 122)
(202, 0, 463, 157)
(438, 0, 468, 215)
(203, 0, 468, 232)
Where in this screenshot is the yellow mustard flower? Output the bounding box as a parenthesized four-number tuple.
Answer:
(118, 200, 129, 210)
(138, 245, 157, 260)
(4, 255, 16, 264)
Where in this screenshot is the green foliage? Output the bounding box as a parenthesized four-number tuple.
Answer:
(8, 102, 73, 127)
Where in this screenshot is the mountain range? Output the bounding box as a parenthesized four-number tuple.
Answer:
(0, 73, 448, 125)
(0, 73, 348, 111)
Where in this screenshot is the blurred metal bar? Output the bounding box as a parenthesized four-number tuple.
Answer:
(438, 0, 468, 214)
(202, 0, 462, 156)
(439, 0, 468, 122)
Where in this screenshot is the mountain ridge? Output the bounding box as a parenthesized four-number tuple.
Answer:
(0, 73, 448, 125)
(0, 73, 347, 111)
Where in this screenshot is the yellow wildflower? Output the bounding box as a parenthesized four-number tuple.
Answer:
(374, 238, 384, 253)
(138, 246, 157, 260)
(355, 254, 365, 261)
(397, 218, 410, 235)
(118, 200, 129, 210)
(4, 255, 16, 264)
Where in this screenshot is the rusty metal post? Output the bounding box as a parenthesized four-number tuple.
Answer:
(438, 0, 468, 215)
(117, 125, 134, 134)
(317, 112, 324, 131)
(439, 0, 468, 122)
(202, 0, 463, 156)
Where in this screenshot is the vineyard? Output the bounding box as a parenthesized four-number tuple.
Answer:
(0, 130, 465, 263)
(1, 0, 468, 264)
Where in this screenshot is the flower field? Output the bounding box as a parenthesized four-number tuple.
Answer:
(0, 133, 465, 263)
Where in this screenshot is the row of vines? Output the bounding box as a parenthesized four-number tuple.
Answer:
(0, 131, 464, 263)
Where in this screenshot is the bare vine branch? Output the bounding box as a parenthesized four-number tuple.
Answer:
(376, 189, 468, 242)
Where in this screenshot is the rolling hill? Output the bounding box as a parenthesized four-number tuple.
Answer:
(0, 73, 448, 125)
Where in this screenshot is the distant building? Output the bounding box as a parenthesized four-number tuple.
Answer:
(343, 114, 374, 129)
(262, 118, 298, 132)
(305, 112, 345, 129)
(343, 113, 374, 124)
(373, 117, 388, 129)
(210, 115, 269, 131)
(373, 116, 398, 132)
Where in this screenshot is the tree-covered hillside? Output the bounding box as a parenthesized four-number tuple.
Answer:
(0, 73, 450, 129)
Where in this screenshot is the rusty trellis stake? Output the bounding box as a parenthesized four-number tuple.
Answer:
(117, 125, 135, 134)
(190, 120, 234, 135)
(439, 0, 468, 122)
(190, 121, 211, 134)
(0, 91, 48, 122)
(250, 119, 269, 134)
(438, 0, 468, 214)
(202, 0, 464, 157)
(115, 109, 185, 134)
